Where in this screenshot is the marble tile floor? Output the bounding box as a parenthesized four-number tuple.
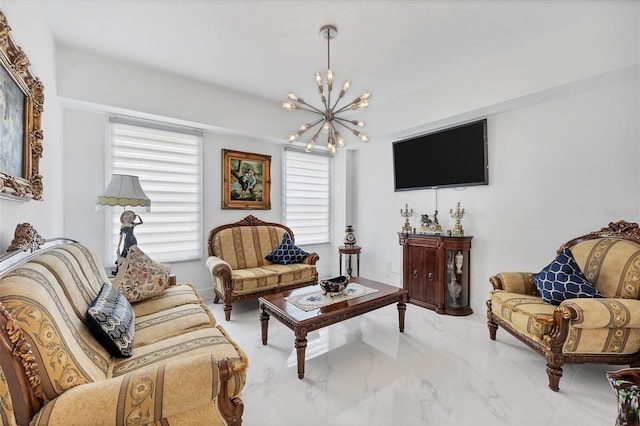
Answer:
(208, 298, 620, 426)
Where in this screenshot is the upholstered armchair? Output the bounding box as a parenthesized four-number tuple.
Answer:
(206, 215, 319, 321)
(487, 221, 640, 391)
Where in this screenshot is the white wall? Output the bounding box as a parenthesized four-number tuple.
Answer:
(355, 77, 640, 314)
(0, 3, 64, 247)
(62, 105, 339, 299)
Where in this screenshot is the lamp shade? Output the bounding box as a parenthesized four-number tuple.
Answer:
(96, 174, 151, 208)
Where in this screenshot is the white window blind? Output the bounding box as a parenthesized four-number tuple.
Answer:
(283, 149, 331, 245)
(108, 118, 203, 263)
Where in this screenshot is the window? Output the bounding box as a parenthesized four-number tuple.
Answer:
(108, 118, 203, 263)
(283, 148, 331, 245)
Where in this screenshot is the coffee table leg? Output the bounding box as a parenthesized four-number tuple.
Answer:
(397, 300, 406, 332)
(260, 305, 270, 345)
(294, 329, 308, 379)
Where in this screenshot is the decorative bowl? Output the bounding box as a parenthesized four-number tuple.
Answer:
(318, 275, 349, 296)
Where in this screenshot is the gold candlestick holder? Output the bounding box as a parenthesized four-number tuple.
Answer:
(450, 202, 465, 237)
(400, 203, 413, 233)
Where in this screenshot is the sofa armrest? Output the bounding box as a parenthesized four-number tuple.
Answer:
(302, 252, 320, 265)
(489, 272, 538, 295)
(559, 298, 640, 329)
(206, 256, 233, 291)
(30, 354, 235, 425)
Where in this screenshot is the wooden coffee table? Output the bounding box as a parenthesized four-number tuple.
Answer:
(259, 277, 408, 379)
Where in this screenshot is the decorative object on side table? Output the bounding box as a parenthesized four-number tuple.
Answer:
(420, 212, 443, 233)
(344, 225, 356, 246)
(401, 203, 413, 233)
(450, 202, 465, 236)
(607, 368, 640, 426)
(96, 174, 151, 275)
(318, 275, 349, 297)
(447, 252, 462, 307)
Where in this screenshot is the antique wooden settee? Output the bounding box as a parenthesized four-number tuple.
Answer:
(0, 224, 247, 425)
(487, 220, 640, 391)
(206, 215, 319, 321)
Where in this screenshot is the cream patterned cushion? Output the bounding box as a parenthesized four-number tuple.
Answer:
(113, 245, 171, 303)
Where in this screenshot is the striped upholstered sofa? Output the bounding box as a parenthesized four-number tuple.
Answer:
(487, 220, 640, 392)
(206, 215, 319, 321)
(0, 225, 246, 425)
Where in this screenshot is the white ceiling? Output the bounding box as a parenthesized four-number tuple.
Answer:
(35, 1, 592, 103)
(23, 0, 637, 141)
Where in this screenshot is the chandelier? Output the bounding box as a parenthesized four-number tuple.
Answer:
(282, 24, 371, 156)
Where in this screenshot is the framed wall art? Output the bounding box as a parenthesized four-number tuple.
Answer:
(222, 149, 271, 210)
(0, 11, 45, 201)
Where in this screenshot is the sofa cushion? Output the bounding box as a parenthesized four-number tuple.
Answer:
(230, 268, 280, 294)
(113, 245, 171, 303)
(131, 284, 204, 318)
(134, 303, 215, 347)
(261, 263, 317, 285)
(87, 283, 135, 357)
(489, 290, 556, 343)
(265, 233, 309, 265)
(534, 248, 604, 306)
(111, 326, 248, 400)
(570, 238, 640, 298)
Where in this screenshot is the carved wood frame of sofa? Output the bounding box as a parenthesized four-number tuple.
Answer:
(487, 220, 640, 392)
(206, 215, 320, 321)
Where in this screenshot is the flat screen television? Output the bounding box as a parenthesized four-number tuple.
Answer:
(392, 119, 488, 191)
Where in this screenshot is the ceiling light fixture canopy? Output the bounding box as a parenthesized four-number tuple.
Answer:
(283, 24, 371, 156)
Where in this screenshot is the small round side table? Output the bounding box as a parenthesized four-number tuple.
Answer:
(338, 245, 361, 277)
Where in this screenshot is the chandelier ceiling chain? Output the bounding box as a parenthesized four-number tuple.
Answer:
(282, 24, 371, 156)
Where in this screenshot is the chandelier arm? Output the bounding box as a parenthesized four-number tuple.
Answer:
(297, 104, 326, 115)
(332, 118, 357, 133)
(331, 93, 346, 111)
(294, 99, 326, 115)
(334, 104, 357, 115)
(333, 100, 360, 114)
(295, 118, 324, 136)
(333, 116, 363, 127)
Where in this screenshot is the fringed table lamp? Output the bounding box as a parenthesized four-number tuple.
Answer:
(96, 174, 151, 274)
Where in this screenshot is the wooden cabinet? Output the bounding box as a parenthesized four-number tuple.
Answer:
(398, 233, 473, 316)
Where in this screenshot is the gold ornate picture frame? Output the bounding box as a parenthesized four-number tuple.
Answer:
(222, 149, 271, 210)
(0, 11, 44, 201)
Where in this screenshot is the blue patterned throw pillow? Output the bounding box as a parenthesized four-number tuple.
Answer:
(533, 247, 604, 306)
(265, 233, 309, 265)
(86, 283, 135, 357)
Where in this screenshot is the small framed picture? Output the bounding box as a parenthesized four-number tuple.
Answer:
(221, 149, 271, 210)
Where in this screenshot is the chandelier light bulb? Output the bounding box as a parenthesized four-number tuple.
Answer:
(283, 24, 371, 155)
